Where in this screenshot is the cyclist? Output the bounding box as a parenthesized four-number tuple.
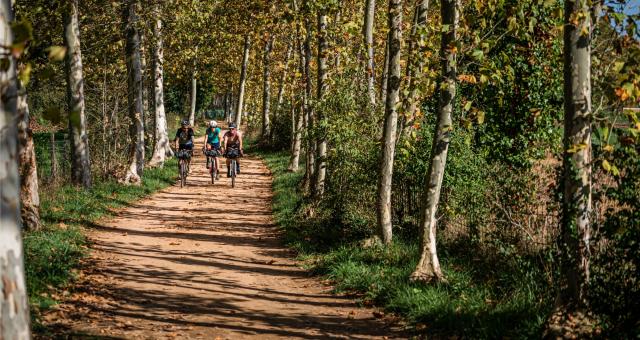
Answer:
(222, 122, 244, 177)
(203, 120, 222, 179)
(174, 120, 195, 172)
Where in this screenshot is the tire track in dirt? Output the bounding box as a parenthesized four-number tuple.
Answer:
(45, 153, 407, 339)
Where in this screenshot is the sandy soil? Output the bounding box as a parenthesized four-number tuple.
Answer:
(43, 153, 407, 339)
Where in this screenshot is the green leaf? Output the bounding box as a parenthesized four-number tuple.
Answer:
(471, 49, 484, 61)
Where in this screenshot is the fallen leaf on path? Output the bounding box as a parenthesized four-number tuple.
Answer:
(169, 242, 181, 245)
(265, 260, 275, 265)
(373, 311, 385, 318)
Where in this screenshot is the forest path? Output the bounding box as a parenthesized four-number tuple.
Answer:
(49, 154, 405, 339)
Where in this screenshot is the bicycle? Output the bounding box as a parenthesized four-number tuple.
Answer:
(224, 147, 241, 188)
(204, 147, 221, 184)
(176, 149, 192, 188)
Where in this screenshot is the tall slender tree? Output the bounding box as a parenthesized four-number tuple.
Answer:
(149, 1, 172, 167)
(274, 41, 293, 129)
(302, 1, 315, 191)
(123, 0, 145, 184)
(288, 3, 306, 172)
(235, 34, 251, 127)
(64, 0, 92, 188)
(261, 34, 274, 139)
(17, 77, 41, 231)
(363, 0, 376, 106)
(313, 9, 328, 197)
(400, 0, 429, 137)
(189, 46, 198, 126)
(0, 0, 31, 335)
(376, 0, 403, 244)
(410, 0, 458, 282)
(558, 0, 594, 320)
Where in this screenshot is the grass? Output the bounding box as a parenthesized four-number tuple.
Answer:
(24, 158, 178, 317)
(255, 148, 553, 339)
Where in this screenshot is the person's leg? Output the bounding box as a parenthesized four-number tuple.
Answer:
(226, 158, 231, 177)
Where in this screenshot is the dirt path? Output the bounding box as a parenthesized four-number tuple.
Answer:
(47, 154, 406, 339)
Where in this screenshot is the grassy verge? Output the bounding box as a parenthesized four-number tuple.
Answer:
(255, 149, 552, 339)
(25, 158, 178, 318)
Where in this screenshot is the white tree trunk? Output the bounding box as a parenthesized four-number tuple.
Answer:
(560, 0, 593, 309)
(64, 0, 92, 188)
(400, 0, 430, 138)
(0, 0, 31, 335)
(302, 2, 315, 191)
(410, 0, 458, 283)
(261, 35, 274, 139)
(288, 30, 305, 172)
(274, 42, 293, 129)
(189, 72, 197, 126)
(123, 0, 145, 185)
(380, 41, 390, 105)
(364, 0, 376, 106)
(313, 11, 328, 197)
(149, 3, 171, 167)
(376, 0, 403, 244)
(235, 34, 251, 127)
(17, 80, 41, 231)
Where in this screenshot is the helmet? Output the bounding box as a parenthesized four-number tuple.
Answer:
(228, 123, 237, 129)
(209, 120, 218, 128)
(181, 120, 189, 127)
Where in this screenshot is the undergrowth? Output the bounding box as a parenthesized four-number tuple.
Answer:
(255, 148, 552, 339)
(24, 159, 178, 322)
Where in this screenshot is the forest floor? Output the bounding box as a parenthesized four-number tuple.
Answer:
(40, 153, 406, 339)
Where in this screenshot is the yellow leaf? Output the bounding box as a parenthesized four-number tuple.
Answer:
(47, 46, 67, 61)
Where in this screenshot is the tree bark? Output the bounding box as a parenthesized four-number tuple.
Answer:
(235, 34, 251, 127)
(0, 0, 31, 335)
(380, 40, 390, 105)
(376, 0, 403, 244)
(123, 0, 145, 185)
(302, 1, 315, 192)
(400, 0, 429, 138)
(17, 80, 41, 231)
(189, 74, 197, 126)
(64, 0, 92, 188)
(313, 10, 328, 197)
(261, 35, 274, 140)
(410, 0, 458, 283)
(149, 2, 172, 167)
(364, 0, 376, 106)
(274, 41, 293, 132)
(288, 25, 307, 172)
(560, 0, 593, 311)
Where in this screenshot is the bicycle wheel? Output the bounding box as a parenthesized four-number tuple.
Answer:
(180, 160, 187, 187)
(231, 159, 236, 188)
(214, 158, 218, 184)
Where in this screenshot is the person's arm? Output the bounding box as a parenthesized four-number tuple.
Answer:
(173, 130, 179, 149)
(239, 131, 244, 154)
(202, 130, 208, 150)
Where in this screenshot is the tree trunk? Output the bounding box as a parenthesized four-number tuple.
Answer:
(274, 41, 293, 132)
(17, 80, 41, 231)
(380, 40, 390, 104)
(313, 11, 328, 197)
(302, 2, 315, 192)
(235, 34, 251, 127)
(189, 72, 197, 126)
(364, 0, 376, 106)
(400, 0, 429, 138)
(560, 0, 593, 312)
(288, 27, 307, 172)
(376, 0, 403, 244)
(123, 0, 145, 185)
(0, 0, 31, 335)
(410, 0, 458, 283)
(149, 3, 172, 167)
(64, 0, 92, 188)
(261, 35, 274, 140)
